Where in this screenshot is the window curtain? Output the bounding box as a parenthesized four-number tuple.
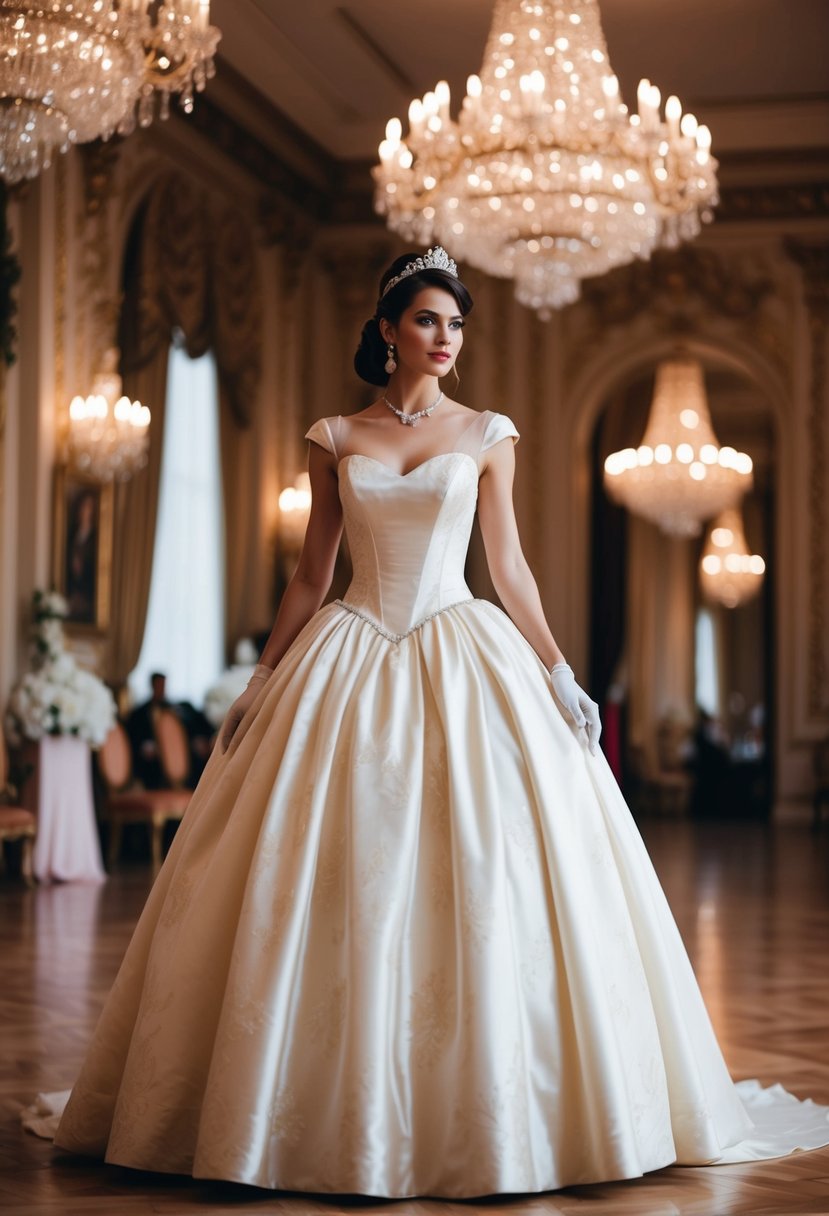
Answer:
(130, 346, 225, 705)
(107, 174, 262, 686)
(626, 516, 696, 778)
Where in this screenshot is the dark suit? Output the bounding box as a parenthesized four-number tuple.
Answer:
(126, 699, 169, 789)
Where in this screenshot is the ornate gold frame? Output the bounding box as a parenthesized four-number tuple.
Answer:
(52, 465, 113, 633)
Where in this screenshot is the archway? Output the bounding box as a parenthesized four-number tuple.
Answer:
(586, 359, 776, 818)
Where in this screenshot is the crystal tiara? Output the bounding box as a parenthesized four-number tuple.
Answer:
(380, 246, 459, 299)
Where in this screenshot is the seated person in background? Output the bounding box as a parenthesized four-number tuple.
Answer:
(126, 672, 170, 789)
(174, 700, 215, 782)
(689, 707, 730, 818)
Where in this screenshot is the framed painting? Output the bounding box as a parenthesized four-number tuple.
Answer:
(52, 466, 113, 631)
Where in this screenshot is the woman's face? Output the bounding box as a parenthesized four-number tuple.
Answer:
(382, 285, 465, 380)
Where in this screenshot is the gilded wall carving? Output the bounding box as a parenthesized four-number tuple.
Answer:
(76, 141, 124, 391)
(786, 240, 829, 719)
(121, 173, 263, 426)
(561, 245, 792, 408)
(53, 157, 67, 430)
(259, 193, 316, 299)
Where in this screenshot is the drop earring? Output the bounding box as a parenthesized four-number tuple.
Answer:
(384, 343, 397, 374)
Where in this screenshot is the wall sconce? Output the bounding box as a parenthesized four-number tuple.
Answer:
(276, 472, 312, 582)
(278, 473, 312, 546)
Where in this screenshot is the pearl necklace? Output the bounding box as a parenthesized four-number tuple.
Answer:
(383, 390, 444, 427)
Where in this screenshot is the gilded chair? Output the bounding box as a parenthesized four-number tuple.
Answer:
(98, 714, 192, 869)
(0, 729, 36, 885)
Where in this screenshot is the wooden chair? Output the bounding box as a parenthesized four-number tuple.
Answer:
(99, 713, 192, 869)
(154, 708, 193, 791)
(628, 722, 692, 818)
(0, 729, 36, 885)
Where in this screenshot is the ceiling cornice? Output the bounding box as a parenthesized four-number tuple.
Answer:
(181, 73, 829, 234)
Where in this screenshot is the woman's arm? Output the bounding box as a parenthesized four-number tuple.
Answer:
(476, 437, 567, 671)
(478, 438, 601, 752)
(258, 441, 344, 669)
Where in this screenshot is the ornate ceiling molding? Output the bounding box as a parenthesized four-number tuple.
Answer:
(579, 246, 774, 326)
(717, 181, 829, 223)
(174, 63, 829, 239)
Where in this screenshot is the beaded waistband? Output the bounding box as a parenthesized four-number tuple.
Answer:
(334, 597, 476, 643)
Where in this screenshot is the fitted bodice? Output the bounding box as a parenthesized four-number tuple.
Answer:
(305, 411, 519, 637)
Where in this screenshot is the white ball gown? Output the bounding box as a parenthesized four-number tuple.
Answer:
(48, 410, 829, 1197)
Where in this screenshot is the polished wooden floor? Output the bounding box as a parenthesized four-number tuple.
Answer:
(2, 818, 829, 1216)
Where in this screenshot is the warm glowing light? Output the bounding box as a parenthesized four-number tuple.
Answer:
(278, 472, 312, 548)
(0, 2, 221, 185)
(700, 507, 765, 607)
(604, 357, 753, 536)
(66, 349, 150, 482)
(373, 0, 718, 315)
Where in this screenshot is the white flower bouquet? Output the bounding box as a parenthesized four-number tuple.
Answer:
(4, 589, 117, 748)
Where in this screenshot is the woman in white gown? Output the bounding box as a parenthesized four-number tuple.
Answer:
(49, 247, 829, 1197)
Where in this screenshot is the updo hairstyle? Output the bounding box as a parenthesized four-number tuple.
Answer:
(353, 252, 474, 387)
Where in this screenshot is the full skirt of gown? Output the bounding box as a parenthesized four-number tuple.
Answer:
(48, 598, 829, 1195)
(50, 413, 829, 1196)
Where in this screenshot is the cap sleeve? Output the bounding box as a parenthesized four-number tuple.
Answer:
(481, 411, 520, 452)
(304, 417, 336, 456)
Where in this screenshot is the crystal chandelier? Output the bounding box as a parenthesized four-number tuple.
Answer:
(66, 349, 151, 482)
(700, 507, 765, 609)
(0, 1, 221, 185)
(374, 0, 718, 315)
(603, 357, 753, 537)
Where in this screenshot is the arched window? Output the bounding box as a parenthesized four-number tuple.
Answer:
(129, 344, 225, 708)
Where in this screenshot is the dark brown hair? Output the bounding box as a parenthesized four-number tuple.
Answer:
(353, 252, 474, 386)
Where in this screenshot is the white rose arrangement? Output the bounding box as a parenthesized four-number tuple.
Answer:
(4, 589, 117, 748)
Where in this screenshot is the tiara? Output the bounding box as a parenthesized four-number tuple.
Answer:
(380, 246, 459, 299)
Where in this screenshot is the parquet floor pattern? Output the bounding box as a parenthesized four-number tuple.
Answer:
(1, 819, 828, 1215)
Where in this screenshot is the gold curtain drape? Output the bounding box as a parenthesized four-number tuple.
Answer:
(107, 350, 169, 686)
(626, 518, 695, 777)
(106, 175, 262, 684)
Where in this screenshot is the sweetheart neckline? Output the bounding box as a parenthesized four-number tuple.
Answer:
(337, 451, 477, 479)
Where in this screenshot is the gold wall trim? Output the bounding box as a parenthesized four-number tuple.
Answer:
(787, 240, 829, 718)
(174, 68, 829, 233)
(717, 181, 829, 223)
(186, 92, 333, 219)
(54, 155, 67, 431)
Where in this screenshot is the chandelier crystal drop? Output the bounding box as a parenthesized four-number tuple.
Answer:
(603, 358, 753, 538)
(373, 0, 718, 315)
(700, 507, 766, 608)
(66, 349, 151, 482)
(0, 1, 221, 185)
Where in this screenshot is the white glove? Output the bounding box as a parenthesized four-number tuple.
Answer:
(550, 662, 602, 755)
(220, 663, 273, 753)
